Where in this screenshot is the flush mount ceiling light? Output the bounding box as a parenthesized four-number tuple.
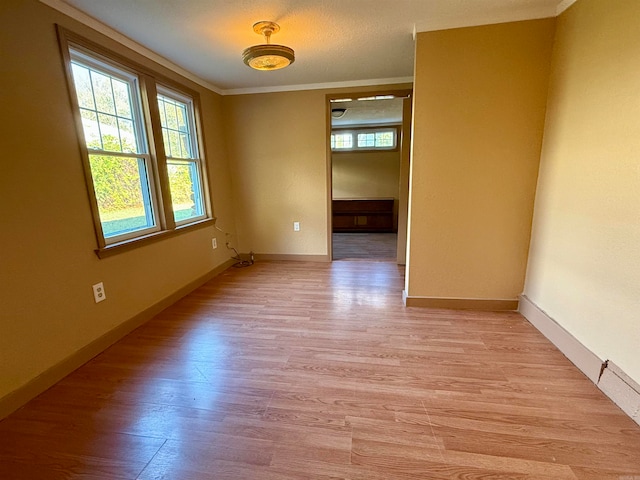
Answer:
(242, 21, 295, 71)
(331, 108, 347, 118)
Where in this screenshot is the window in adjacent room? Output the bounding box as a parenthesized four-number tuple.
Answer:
(331, 132, 354, 150)
(330, 127, 397, 152)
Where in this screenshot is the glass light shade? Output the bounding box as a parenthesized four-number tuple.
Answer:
(242, 44, 295, 71)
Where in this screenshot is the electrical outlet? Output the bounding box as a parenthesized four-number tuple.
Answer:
(293, 221, 300, 231)
(212, 238, 217, 249)
(92, 282, 106, 303)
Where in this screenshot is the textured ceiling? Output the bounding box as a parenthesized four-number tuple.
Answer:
(331, 98, 405, 127)
(46, 0, 572, 94)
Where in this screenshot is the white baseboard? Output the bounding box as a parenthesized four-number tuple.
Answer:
(599, 361, 640, 425)
(518, 295, 603, 383)
(519, 295, 640, 426)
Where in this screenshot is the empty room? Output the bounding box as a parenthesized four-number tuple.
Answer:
(1, 0, 639, 478)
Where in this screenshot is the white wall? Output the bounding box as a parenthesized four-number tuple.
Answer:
(524, 0, 640, 384)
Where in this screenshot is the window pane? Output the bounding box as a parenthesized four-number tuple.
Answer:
(375, 131, 394, 147)
(91, 71, 117, 115)
(118, 119, 137, 153)
(157, 93, 194, 159)
(89, 154, 155, 238)
(167, 160, 204, 222)
(80, 110, 101, 149)
(70, 59, 141, 154)
(97, 113, 121, 152)
(112, 79, 132, 118)
(357, 133, 375, 147)
(168, 130, 182, 158)
(71, 64, 95, 110)
(333, 133, 352, 149)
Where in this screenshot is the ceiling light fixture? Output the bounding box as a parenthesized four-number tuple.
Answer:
(242, 21, 295, 71)
(331, 108, 347, 118)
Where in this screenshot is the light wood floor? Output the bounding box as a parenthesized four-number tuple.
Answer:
(332, 233, 397, 260)
(1, 261, 639, 479)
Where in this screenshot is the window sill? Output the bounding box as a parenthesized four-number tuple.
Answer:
(95, 218, 214, 259)
(331, 147, 399, 154)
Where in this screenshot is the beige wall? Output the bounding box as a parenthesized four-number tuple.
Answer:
(222, 85, 411, 256)
(524, 0, 640, 384)
(0, 0, 237, 403)
(406, 19, 556, 300)
(332, 150, 400, 201)
(222, 91, 328, 256)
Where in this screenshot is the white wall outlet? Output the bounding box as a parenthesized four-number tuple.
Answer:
(92, 282, 106, 303)
(212, 238, 217, 249)
(293, 221, 300, 231)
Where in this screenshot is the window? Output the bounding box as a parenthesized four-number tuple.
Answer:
(70, 49, 159, 241)
(157, 88, 205, 225)
(61, 30, 211, 256)
(331, 132, 353, 150)
(357, 131, 395, 148)
(330, 128, 397, 152)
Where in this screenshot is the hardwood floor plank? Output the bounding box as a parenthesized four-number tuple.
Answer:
(439, 449, 579, 479)
(136, 437, 274, 479)
(1, 260, 639, 479)
(0, 429, 165, 479)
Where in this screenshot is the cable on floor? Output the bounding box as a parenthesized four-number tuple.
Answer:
(213, 217, 254, 268)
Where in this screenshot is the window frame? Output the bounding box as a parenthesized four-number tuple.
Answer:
(156, 86, 207, 227)
(57, 26, 213, 258)
(330, 126, 399, 153)
(69, 48, 162, 243)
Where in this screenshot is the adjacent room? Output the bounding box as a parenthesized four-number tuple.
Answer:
(330, 95, 408, 262)
(1, 0, 639, 478)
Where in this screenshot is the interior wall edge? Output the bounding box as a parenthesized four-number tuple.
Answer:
(0, 259, 235, 421)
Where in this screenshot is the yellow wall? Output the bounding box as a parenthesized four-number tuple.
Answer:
(0, 0, 237, 402)
(332, 150, 400, 200)
(524, 0, 640, 383)
(222, 91, 328, 256)
(222, 85, 411, 256)
(406, 19, 556, 300)
(13, 0, 637, 414)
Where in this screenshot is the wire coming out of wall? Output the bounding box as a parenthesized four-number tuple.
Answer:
(213, 218, 254, 268)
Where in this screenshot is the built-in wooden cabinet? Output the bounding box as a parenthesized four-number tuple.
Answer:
(332, 198, 395, 233)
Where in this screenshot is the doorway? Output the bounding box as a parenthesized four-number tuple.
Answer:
(327, 90, 412, 263)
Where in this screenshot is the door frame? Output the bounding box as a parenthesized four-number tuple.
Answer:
(325, 88, 413, 263)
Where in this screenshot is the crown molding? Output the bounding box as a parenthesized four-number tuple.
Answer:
(222, 77, 414, 96)
(39, 0, 224, 95)
(556, 0, 579, 15)
(40, 0, 571, 97)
